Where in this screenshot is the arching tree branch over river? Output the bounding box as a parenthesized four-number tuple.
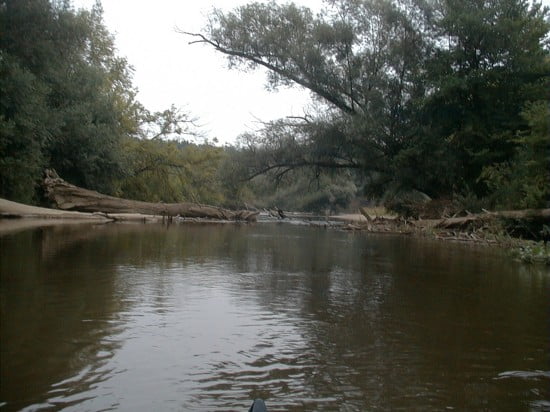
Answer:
(184, 0, 550, 210)
(1, 0, 549, 220)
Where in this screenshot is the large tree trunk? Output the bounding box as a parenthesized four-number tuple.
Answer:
(43, 169, 259, 222)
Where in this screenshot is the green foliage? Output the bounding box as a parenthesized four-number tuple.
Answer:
(514, 241, 550, 264)
(421, 0, 550, 196)
(0, 0, 236, 208)
(136, 104, 202, 141)
(2, 0, 548, 214)
(215, 145, 257, 208)
(0, 51, 50, 203)
(194, 0, 550, 208)
(217, 136, 360, 212)
(195, 0, 434, 196)
(287, 175, 357, 213)
(244, 168, 358, 213)
(480, 101, 550, 209)
(0, 0, 138, 200)
(118, 138, 226, 204)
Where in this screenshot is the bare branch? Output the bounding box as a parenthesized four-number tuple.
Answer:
(285, 115, 312, 124)
(244, 158, 363, 182)
(178, 31, 357, 115)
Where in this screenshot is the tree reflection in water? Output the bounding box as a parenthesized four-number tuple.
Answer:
(1, 223, 548, 411)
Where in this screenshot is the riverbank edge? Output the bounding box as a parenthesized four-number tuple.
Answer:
(0, 198, 190, 233)
(1, 198, 548, 265)
(334, 213, 550, 265)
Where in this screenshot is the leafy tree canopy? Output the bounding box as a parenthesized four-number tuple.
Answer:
(0, 0, 210, 205)
(187, 0, 550, 207)
(0, 0, 138, 200)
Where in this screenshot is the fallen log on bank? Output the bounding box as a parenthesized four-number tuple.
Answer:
(43, 169, 259, 222)
(354, 205, 550, 242)
(435, 209, 550, 229)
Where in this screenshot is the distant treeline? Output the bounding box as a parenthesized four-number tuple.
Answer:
(1, 0, 549, 214)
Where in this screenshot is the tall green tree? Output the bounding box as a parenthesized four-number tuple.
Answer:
(419, 0, 550, 197)
(183, 0, 431, 196)
(480, 101, 550, 209)
(183, 1, 425, 183)
(0, 51, 50, 202)
(187, 0, 549, 205)
(0, 0, 139, 201)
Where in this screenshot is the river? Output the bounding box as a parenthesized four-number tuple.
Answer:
(0, 222, 548, 411)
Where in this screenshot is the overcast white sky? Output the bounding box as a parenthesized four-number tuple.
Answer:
(73, 0, 550, 145)
(71, 0, 324, 145)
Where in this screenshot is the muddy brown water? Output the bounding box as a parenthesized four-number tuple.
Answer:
(0, 222, 549, 411)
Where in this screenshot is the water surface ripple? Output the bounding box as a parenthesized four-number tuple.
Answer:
(1, 223, 548, 411)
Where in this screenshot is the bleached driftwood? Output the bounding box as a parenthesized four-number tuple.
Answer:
(43, 169, 259, 222)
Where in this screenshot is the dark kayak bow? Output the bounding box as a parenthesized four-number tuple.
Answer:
(249, 399, 267, 412)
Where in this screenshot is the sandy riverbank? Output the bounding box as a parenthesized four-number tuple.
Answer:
(330, 213, 369, 223)
(0, 198, 114, 234)
(0, 198, 110, 220)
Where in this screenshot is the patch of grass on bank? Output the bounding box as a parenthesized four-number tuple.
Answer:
(508, 241, 550, 265)
(359, 206, 396, 218)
